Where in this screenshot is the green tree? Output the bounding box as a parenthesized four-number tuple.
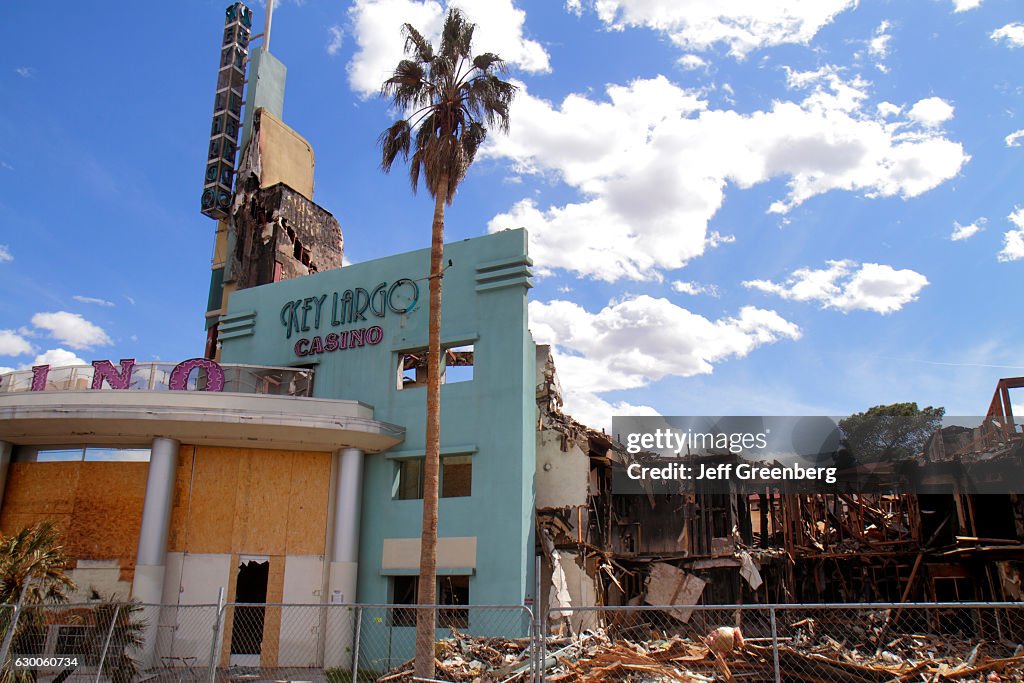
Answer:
(839, 403, 945, 464)
(0, 520, 75, 606)
(0, 520, 75, 683)
(378, 8, 516, 678)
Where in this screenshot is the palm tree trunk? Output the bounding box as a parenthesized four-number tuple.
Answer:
(414, 169, 448, 680)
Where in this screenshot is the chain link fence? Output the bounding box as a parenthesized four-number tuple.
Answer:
(0, 602, 1021, 682)
(544, 603, 1024, 683)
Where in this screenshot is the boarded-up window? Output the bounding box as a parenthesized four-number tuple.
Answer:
(441, 456, 472, 498)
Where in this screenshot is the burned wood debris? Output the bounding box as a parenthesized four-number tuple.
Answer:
(377, 622, 1024, 683)
(534, 346, 1024, 619)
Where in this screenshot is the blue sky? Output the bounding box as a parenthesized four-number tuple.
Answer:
(1, 0, 1022, 427)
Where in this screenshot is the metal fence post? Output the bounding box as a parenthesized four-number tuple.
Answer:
(208, 589, 226, 683)
(530, 605, 538, 683)
(352, 606, 362, 683)
(0, 572, 33, 667)
(769, 606, 781, 683)
(94, 604, 122, 683)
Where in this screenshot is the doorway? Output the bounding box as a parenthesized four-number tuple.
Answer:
(229, 557, 269, 666)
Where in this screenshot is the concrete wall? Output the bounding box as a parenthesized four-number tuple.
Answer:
(220, 229, 537, 610)
(536, 429, 590, 509)
(258, 109, 314, 200)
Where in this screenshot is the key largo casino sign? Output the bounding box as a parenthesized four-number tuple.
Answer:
(281, 278, 419, 358)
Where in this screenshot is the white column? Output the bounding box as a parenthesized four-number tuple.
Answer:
(132, 437, 179, 666)
(0, 442, 11, 516)
(325, 447, 364, 668)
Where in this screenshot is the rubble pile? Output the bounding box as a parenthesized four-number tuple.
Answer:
(377, 632, 533, 683)
(376, 625, 1024, 683)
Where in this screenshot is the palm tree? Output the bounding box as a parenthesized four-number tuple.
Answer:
(378, 8, 516, 678)
(0, 520, 75, 683)
(48, 595, 147, 683)
(0, 520, 75, 606)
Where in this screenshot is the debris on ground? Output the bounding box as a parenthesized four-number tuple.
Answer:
(375, 623, 1024, 683)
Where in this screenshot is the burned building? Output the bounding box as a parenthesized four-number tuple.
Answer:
(534, 352, 1024, 629)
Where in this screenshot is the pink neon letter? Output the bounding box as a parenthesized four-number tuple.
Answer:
(91, 359, 136, 390)
(30, 365, 50, 391)
(168, 358, 225, 391)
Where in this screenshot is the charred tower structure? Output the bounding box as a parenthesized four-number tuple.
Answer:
(201, 1, 344, 360)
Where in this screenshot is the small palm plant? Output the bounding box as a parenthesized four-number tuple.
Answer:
(0, 520, 75, 605)
(0, 520, 75, 683)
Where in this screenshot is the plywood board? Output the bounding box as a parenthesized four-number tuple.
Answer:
(186, 446, 241, 553)
(235, 451, 290, 555)
(68, 463, 147, 568)
(2, 462, 81, 517)
(285, 452, 330, 555)
(168, 447, 330, 557)
(260, 556, 286, 667)
(167, 446, 196, 552)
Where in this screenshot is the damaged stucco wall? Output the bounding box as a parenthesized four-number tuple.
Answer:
(536, 429, 589, 509)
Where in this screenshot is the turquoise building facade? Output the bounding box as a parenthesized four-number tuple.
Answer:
(217, 228, 537, 611)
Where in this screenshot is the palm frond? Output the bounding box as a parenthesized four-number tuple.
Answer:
(401, 24, 434, 62)
(377, 6, 516, 201)
(464, 75, 517, 133)
(0, 520, 74, 606)
(472, 53, 504, 73)
(439, 8, 474, 63)
(460, 121, 487, 168)
(379, 119, 412, 173)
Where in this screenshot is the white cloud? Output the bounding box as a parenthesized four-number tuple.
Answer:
(486, 72, 968, 281)
(868, 20, 892, 72)
(29, 348, 87, 368)
(575, 0, 857, 58)
(951, 218, 984, 241)
(876, 102, 902, 118)
(671, 280, 721, 297)
(907, 97, 954, 128)
(744, 260, 929, 314)
(31, 311, 112, 349)
(991, 23, 1024, 48)
(72, 295, 115, 307)
(706, 231, 735, 248)
(347, 0, 550, 97)
(999, 208, 1024, 262)
(677, 54, 706, 70)
(14, 67, 34, 78)
(952, 0, 982, 11)
(0, 330, 33, 357)
(1005, 129, 1024, 147)
(558, 390, 658, 432)
(531, 295, 800, 427)
(0, 245, 10, 263)
(123, 295, 136, 305)
(327, 25, 344, 55)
